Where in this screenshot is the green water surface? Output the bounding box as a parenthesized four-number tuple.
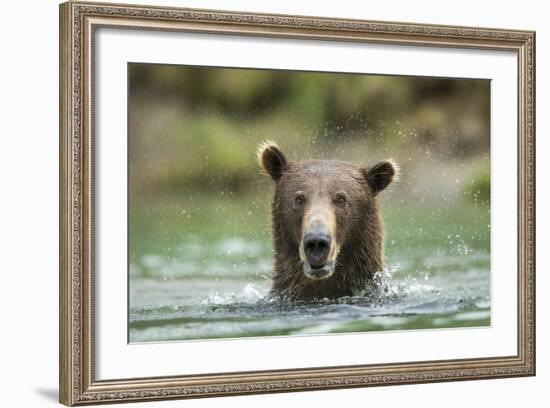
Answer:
(129, 193, 490, 342)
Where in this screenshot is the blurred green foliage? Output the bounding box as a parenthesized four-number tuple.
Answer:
(129, 63, 490, 202)
(463, 168, 491, 205)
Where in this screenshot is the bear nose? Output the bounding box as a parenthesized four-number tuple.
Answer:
(303, 232, 331, 268)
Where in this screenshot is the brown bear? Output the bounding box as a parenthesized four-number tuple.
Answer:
(258, 141, 398, 301)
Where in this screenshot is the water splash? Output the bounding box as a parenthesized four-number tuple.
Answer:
(200, 283, 267, 305)
(129, 228, 490, 343)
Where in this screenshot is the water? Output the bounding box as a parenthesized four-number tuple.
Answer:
(129, 196, 490, 343)
(129, 259, 490, 342)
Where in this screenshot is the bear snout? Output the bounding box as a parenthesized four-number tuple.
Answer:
(303, 231, 332, 269)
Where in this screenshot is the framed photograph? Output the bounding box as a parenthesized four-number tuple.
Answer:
(59, 1, 536, 405)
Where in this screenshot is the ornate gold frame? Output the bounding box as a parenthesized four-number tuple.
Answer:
(59, 1, 536, 405)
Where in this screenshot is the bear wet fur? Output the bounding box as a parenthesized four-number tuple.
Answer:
(258, 141, 398, 301)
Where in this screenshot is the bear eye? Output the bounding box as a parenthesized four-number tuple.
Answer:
(294, 192, 306, 208)
(334, 192, 347, 207)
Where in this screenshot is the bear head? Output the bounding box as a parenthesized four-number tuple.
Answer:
(258, 141, 398, 300)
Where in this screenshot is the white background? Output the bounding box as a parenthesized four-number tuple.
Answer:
(0, 0, 546, 407)
(96, 29, 518, 379)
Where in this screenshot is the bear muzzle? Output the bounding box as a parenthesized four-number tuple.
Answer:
(303, 259, 335, 280)
(302, 231, 336, 280)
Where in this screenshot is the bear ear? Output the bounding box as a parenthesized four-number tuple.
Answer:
(257, 141, 289, 181)
(361, 159, 399, 196)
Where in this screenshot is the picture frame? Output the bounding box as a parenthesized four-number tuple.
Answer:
(59, 1, 536, 405)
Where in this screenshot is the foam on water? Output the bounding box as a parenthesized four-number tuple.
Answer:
(129, 257, 490, 342)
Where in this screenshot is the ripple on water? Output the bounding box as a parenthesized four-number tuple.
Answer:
(129, 260, 491, 342)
